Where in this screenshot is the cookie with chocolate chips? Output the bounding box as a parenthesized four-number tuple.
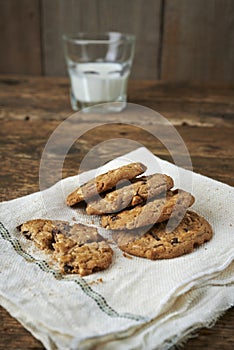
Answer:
(101, 189, 195, 230)
(112, 211, 213, 259)
(52, 223, 113, 276)
(86, 173, 174, 215)
(66, 162, 147, 206)
(17, 220, 113, 276)
(17, 219, 68, 251)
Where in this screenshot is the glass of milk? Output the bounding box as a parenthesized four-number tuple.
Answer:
(62, 32, 135, 112)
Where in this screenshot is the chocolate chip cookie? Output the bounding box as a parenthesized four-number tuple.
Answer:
(113, 211, 213, 259)
(101, 190, 195, 230)
(17, 220, 113, 276)
(66, 162, 147, 206)
(17, 219, 66, 251)
(52, 223, 113, 276)
(86, 174, 174, 215)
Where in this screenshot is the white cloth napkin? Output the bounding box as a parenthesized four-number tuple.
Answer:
(0, 147, 233, 350)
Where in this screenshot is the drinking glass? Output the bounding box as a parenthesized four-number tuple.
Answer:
(63, 32, 135, 113)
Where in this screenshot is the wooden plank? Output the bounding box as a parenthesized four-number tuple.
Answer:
(0, 0, 42, 75)
(41, 0, 162, 78)
(162, 0, 234, 83)
(1, 307, 42, 350)
(0, 76, 233, 127)
(0, 119, 234, 196)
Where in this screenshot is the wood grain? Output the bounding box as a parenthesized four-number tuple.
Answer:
(162, 0, 234, 83)
(41, 0, 162, 78)
(0, 0, 42, 75)
(0, 76, 233, 125)
(1, 0, 234, 83)
(0, 76, 233, 349)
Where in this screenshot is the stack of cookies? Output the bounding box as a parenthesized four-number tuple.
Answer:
(66, 162, 213, 261)
(18, 162, 213, 276)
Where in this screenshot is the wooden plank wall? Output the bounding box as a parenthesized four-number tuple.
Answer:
(0, 0, 42, 75)
(162, 0, 234, 83)
(0, 0, 234, 82)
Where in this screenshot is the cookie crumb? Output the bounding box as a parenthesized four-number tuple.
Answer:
(72, 217, 77, 221)
(89, 278, 103, 285)
(88, 280, 96, 286)
(123, 252, 133, 259)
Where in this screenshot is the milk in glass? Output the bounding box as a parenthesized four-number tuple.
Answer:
(68, 61, 130, 110)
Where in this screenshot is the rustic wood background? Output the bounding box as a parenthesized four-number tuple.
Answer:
(0, 0, 234, 82)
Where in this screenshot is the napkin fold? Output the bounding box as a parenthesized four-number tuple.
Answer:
(0, 147, 233, 350)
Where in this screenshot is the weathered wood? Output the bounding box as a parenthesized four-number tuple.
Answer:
(0, 77, 234, 349)
(0, 0, 42, 75)
(186, 308, 234, 350)
(1, 307, 42, 350)
(1, 0, 234, 83)
(0, 119, 233, 200)
(162, 0, 234, 83)
(41, 0, 162, 78)
(0, 76, 233, 126)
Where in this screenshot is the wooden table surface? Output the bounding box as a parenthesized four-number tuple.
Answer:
(0, 75, 233, 349)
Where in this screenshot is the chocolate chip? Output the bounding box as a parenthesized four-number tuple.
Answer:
(111, 215, 119, 221)
(151, 232, 161, 241)
(153, 244, 163, 248)
(93, 266, 101, 273)
(64, 265, 74, 273)
(52, 228, 60, 236)
(171, 237, 179, 244)
(22, 231, 31, 239)
(183, 228, 189, 232)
